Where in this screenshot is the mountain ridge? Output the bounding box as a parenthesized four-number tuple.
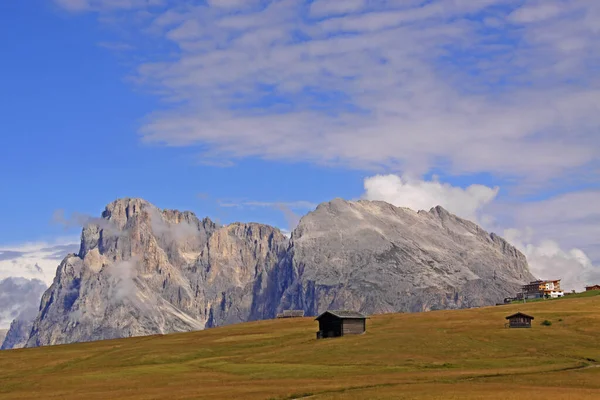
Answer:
(2, 197, 534, 349)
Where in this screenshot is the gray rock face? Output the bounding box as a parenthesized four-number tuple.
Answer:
(26, 198, 288, 347)
(273, 199, 534, 315)
(24, 197, 533, 347)
(1, 319, 34, 350)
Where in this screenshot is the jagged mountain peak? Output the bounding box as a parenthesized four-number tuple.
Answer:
(429, 204, 451, 217)
(100, 198, 211, 229)
(101, 197, 152, 225)
(12, 197, 534, 349)
(311, 198, 453, 224)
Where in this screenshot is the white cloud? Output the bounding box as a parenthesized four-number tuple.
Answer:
(492, 190, 600, 266)
(362, 174, 498, 223)
(309, 0, 366, 17)
(504, 228, 600, 292)
(147, 206, 204, 244)
(55, 0, 89, 11)
(52, 209, 127, 239)
(509, 3, 562, 23)
(53, 1, 600, 187)
(217, 200, 317, 209)
(55, 0, 164, 12)
(97, 41, 134, 51)
(217, 199, 316, 231)
(206, 0, 262, 9)
(0, 238, 80, 286)
(126, 0, 600, 186)
(106, 258, 139, 304)
(0, 277, 48, 329)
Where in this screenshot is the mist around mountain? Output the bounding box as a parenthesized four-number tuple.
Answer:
(0, 277, 47, 349)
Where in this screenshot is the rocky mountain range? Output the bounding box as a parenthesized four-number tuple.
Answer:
(2, 198, 535, 349)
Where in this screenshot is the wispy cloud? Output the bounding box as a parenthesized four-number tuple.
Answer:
(0, 238, 80, 285)
(217, 200, 317, 209)
(54, 0, 600, 187)
(55, 0, 164, 12)
(309, 0, 367, 17)
(0, 277, 48, 330)
(217, 199, 316, 231)
(51, 209, 127, 239)
(97, 41, 134, 51)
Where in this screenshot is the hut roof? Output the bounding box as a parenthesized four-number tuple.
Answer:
(505, 312, 534, 320)
(315, 310, 367, 320)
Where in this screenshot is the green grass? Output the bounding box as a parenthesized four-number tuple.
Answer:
(2, 295, 600, 399)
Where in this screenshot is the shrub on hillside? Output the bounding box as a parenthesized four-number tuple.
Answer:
(541, 320, 552, 326)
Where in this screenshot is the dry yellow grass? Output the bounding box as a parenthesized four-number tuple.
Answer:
(1, 295, 600, 399)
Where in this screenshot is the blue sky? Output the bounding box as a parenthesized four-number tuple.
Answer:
(1, 0, 600, 291)
(0, 0, 369, 243)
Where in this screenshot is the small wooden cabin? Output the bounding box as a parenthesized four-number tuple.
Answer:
(315, 310, 367, 339)
(276, 310, 305, 319)
(505, 312, 534, 328)
(585, 285, 600, 291)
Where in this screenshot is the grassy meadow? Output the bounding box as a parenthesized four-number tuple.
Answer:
(1, 294, 600, 399)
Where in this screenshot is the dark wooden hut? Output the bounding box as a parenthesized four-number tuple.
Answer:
(505, 312, 534, 328)
(276, 310, 305, 319)
(315, 310, 367, 339)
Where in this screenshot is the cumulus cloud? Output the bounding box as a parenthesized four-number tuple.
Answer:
(504, 228, 600, 292)
(362, 174, 498, 223)
(0, 277, 48, 329)
(0, 239, 80, 286)
(493, 190, 600, 266)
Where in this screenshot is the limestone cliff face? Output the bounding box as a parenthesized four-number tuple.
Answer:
(195, 223, 289, 327)
(25, 198, 288, 348)
(21, 197, 533, 348)
(272, 199, 534, 315)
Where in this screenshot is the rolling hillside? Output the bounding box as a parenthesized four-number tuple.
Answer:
(1, 294, 600, 399)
